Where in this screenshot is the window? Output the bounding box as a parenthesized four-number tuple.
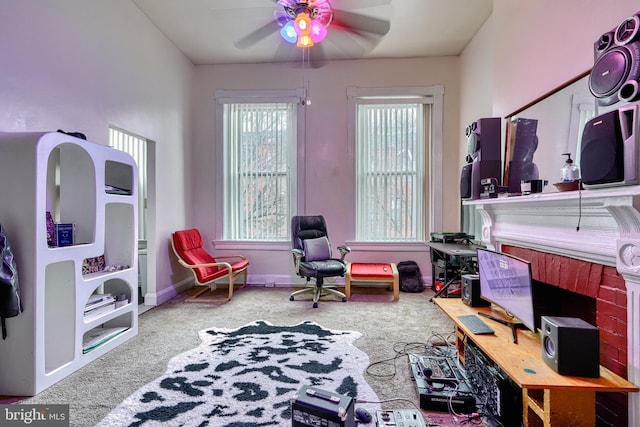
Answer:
(356, 103, 425, 241)
(108, 126, 147, 240)
(215, 90, 305, 242)
(348, 86, 444, 242)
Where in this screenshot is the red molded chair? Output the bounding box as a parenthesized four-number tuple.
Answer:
(170, 228, 249, 302)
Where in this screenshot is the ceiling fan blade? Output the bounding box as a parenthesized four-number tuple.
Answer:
(331, 9, 391, 37)
(235, 20, 281, 50)
(324, 30, 367, 57)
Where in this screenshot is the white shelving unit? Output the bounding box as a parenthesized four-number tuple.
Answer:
(0, 131, 138, 396)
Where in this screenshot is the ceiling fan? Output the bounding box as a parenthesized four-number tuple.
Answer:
(235, 0, 391, 66)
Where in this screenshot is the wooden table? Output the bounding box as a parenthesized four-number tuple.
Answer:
(434, 298, 638, 427)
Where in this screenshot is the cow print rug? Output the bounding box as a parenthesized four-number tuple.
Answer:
(97, 320, 380, 426)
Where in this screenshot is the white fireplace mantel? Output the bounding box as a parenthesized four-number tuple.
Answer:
(465, 185, 640, 425)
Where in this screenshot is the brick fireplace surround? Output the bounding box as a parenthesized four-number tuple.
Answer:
(467, 186, 640, 426)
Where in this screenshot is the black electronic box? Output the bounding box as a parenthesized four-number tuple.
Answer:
(408, 353, 476, 413)
(291, 385, 355, 427)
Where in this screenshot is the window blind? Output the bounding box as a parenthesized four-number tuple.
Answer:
(355, 103, 425, 241)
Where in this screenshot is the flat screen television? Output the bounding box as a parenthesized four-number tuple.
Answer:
(476, 248, 537, 332)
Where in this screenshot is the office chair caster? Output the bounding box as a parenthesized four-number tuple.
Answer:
(290, 296, 295, 301)
(313, 302, 318, 308)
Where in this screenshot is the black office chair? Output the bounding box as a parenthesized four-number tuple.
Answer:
(290, 215, 351, 308)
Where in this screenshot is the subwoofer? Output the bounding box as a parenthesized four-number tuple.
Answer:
(461, 274, 489, 307)
(589, 12, 640, 106)
(540, 316, 600, 378)
(580, 103, 639, 187)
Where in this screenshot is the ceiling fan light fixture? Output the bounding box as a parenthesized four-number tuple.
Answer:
(293, 12, 314, 47)
(280, 22, 297, 44)
(296, 34, 314, 47)
(310, 19, 327, 43)
(294, 12, 312, 35)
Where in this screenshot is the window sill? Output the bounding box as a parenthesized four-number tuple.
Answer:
(345, 241, 429, 252)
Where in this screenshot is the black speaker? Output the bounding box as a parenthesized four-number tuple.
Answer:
(465, 118, 502, 200)
(580, 104, 640, 187)
(590, 12, 640, 106)
(541, 316, 600, 378)
(461, 274, 489, 307)
(466, 118, 502, 162)
(580, 110, 623, 185)
(460, 164, 472, 199)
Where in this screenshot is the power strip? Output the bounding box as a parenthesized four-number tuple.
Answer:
(375, 409, 426, 427)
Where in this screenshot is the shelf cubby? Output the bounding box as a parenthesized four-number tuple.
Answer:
(0, 131, 138, 396)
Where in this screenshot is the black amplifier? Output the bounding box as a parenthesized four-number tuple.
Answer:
(429, 232, 474, 243)
(464, 341, 522, 426)
(408, 353, 476, 413)
(291, 385, 355, 427)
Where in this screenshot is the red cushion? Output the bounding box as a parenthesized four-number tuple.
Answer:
(173, 229, 248, 284)
(350, 263, 393, 278)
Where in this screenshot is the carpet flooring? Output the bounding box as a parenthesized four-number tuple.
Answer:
(12, 286, 468, 426)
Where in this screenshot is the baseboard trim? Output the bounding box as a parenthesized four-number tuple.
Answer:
(144, 277, 192, 306)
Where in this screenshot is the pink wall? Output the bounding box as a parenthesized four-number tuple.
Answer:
(192, 57, 462, 283)
(492, 0, 640, 117)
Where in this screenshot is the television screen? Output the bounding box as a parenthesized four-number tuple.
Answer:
(477, 248, 536, 332)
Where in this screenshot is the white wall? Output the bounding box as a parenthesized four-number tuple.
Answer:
(492, 0, 640, 117)
(0, 1, 194, 305)
(192, 57, 462, 284)
(460, 14, 495, 166)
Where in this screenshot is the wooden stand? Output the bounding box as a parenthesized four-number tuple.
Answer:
(434, 298, 638, 427)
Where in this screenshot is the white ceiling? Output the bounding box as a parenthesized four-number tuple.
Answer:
(132, 0, 493, 65)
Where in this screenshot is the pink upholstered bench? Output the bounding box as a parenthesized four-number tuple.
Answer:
(345, 262, 399, 301)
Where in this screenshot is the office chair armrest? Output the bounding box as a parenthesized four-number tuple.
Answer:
(337, 245, 351, 261)
(291, 249, 304, 273)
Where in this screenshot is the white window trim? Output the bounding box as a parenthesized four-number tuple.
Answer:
(347, 85, 444, 243)
(213, 89, 307, 245)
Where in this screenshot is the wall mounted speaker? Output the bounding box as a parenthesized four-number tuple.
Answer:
(589, 12, 640, 106)
(540, 316, 600, 378)
(580, 103, 639, 187)
(460, 163, 473, 199)
(461, 274, 490, 307)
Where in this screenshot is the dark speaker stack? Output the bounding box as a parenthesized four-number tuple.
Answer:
(460, 117, 502, 200)
(540, 316, 600, 378)
(589, 12, 640, 106)
(581, 11, 640, 188)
